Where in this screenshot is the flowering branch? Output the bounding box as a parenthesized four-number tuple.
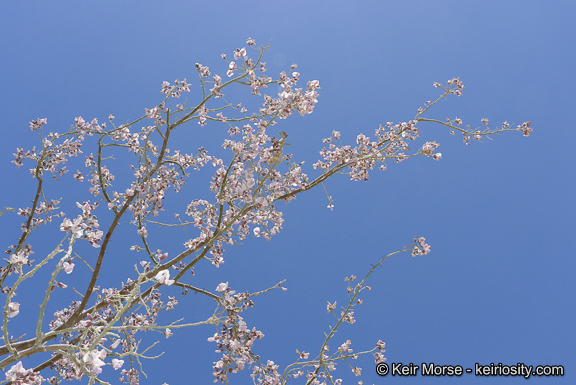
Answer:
(0, 38, 531, 384)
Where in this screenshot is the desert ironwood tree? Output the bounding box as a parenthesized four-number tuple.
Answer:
(0, 38, 532, 385)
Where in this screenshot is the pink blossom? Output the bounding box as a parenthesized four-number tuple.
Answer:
(110, 339, 121, 350)
(5, 361, 26, 380)
(338, 340, 353, 354)
(195, 63, 211, 77)
(85, 228, 104, 248)
(73, 170, 84, 181)
(79, 319, 93, 327)
(421, 141, 440, 157)
(63, 261, 74, 274)
(412, 236, 431, 257)
(112, 358, 124, 370)
(308, 80, 320, 90)
(227, 61, 237, 77)
(155, 270, 174, 286)
(9, 251, 27, 265)
(145, 106, 160, 120)
(60, 217, 84, 238)
(296, 350, 310, 359)
(4, 361, 42, 384)
(29, 118, 47, 131)
(517, 121, 533, 137)
(374, 352, 386, 363)
(327, 301, 337, 313)
(254, 197, 268, 209)
(83, 349, 106, 374)
(137, 226, 148, 238)
(8, 302, 19, 318)
(216, 282, 228, 293)
(233, 47, 247, 60)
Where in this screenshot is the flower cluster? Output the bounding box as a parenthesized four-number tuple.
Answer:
(13, 118, 96, 178)
(314, 120, 421, 182)
(59, 201, 103, 247)
(420, 141, 442, 160)
(13, 198, 63, 236)
(181, 128, 309, 263)
(160, 78, 191, 98)
(5, 361, 44, 385)
(82, 349, 107, 374)
(208, 283, 268, 383)
(411, 237, 431, 257)
(517, 121, 533, 137)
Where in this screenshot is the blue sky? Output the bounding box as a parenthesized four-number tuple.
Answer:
(1, 1, 574, 384)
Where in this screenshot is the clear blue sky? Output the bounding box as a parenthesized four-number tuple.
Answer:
(1, 1, 574, 384)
